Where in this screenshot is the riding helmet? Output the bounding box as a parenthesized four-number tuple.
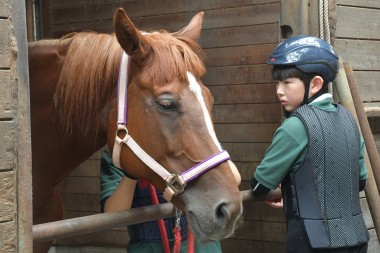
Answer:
(267, 35, 339, 82)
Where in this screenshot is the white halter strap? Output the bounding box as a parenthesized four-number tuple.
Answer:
(112, 51, 230, 201)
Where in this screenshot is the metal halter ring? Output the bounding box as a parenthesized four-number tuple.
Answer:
(166, 174, 187, 196)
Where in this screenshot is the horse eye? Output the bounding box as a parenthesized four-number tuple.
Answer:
(156, 98, 178, 112)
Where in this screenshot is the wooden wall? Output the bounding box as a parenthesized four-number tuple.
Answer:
(39, 0, 284, 252)
(334, 0, 380, 108)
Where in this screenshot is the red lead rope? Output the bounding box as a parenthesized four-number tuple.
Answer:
(146, 182, 194, 253)
(147, 182, 171, 253)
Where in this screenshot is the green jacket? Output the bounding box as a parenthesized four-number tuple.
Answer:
(253, 96, 368, 190)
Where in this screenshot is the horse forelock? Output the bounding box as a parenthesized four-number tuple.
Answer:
(143, 31, 206, 84)
(54, 32, 122, 135)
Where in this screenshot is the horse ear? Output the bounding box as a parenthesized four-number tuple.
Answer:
(113, 8, 149, 58)
(173, 12, 204, 41)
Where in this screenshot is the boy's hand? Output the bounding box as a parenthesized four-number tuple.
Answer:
(264, 186, 283, 208)
(265, 197, 283, 208)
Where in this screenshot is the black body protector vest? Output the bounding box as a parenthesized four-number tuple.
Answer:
(282, 103, 369, 249)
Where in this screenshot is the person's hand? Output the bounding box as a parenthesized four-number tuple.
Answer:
(264, 186, 283, 209)
(265, 197, 283, 208)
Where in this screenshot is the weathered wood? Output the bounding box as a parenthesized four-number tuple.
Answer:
(0, 19, 10, 68)
(336, 6, 380, 40)
(337, 0, 380, 8)
(0, 70, 12, 118)
(231, 220, 286, 242)
(334, 39, 380, 71)
(213, 103, 281, 123)
(209, 83, 278, 104)
(63, 177, 100, 195)
(204, 44, 278, 67)
(0, 122, 14, 171)
(0, 221, 16, 252)
(221, 238, 285, 253)
(204, 64, 274, 86)
(354, 72, 380, 102)
(0, 171, 14, 222)
(50, 0, 280, 25)
(222, 142, 271, 162)
(200, 23, 279, 49)
(243, 201, 286, 223)
(215, 123, 280, 143)
(0, 0, 11, 18)
(62, 194, 100, 212)
(54, 229, 130, 248)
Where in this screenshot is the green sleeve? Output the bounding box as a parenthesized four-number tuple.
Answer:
(99, 148, 125, 209)
(359, 136, 368, 180)
(253, 117, 308, 189)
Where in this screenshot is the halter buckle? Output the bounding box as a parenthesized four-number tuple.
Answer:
(166, 174, 187, 196)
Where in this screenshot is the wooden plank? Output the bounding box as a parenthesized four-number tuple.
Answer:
(221, 238, 285, 253)
(0, 70, 12, 118)
(0, 0, 10, 18)
(204, 44, 278, 68)
(213, 103, 281, 123)
(63, 177, 100, 195)
(209, 83, 278, 104)
(69, 159, 101, 177)
(62, 194, 100, 212)
(0, 221, 16, 252)
(368, 228, 380, 253)
(361, 197, 374, 229)
(336, 6, 380, 40)
(0, 122, 14, 171)
(51, 0, 280, 24)
(243, 201, 286, 223)
(54, 229, 129, 247)
(0, 19, 10, 68)
(215, 123, 279, 143)
(204, 64, 274, 86)
(223, 142, 271, 162)
(233, 161, 260, 182)
(0, 171, 14, 222)
(335, 39, 380, 71)
(231, 220, 286, 242)
(353, 71, 380, 102)
(337, 0, 380, 8)
(200, 23, 279, 49)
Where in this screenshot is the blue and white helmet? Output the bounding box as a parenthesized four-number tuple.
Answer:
(267, 35, 339, 82)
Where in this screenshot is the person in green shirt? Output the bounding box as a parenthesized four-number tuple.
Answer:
(99, 148, 222, 253)
(251, 35, 369, 253)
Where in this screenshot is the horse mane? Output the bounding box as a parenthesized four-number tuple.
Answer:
(54, 32, 122, 135)
(53, 30, 206, 136)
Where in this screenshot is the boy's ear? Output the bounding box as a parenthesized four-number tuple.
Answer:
(310, 76, 324, 95)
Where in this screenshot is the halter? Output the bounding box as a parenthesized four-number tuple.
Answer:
(112, 51, 231, 201)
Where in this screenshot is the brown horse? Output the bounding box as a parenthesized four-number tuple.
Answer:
(29, 8, 242, 252)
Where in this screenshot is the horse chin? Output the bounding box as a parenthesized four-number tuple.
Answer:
(185, 209, 241, 243)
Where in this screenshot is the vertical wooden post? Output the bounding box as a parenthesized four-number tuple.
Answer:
(0, 0, 32, 252)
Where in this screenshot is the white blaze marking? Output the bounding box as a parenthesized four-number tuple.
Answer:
(187, 72, 222, 151)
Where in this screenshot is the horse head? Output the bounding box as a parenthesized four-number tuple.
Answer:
(107, 8, 243, 242)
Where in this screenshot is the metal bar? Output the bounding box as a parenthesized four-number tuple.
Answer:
(33, 189, 281, 242)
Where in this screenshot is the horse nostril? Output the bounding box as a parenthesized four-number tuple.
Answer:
(215, 201, 231, 225)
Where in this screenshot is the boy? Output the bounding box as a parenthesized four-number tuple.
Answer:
(251, 35, 369, 253)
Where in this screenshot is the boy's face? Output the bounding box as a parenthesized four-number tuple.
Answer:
(276, 77, 305, 112)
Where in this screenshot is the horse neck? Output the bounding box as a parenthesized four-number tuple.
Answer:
(29, 41, 114, 185)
